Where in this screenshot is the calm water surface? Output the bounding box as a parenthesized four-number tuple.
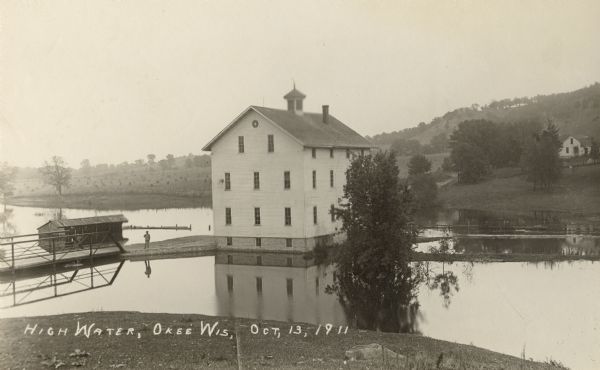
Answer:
(1, 256, 599, 369)
(1, 205, 213, 244)
(1, 206, 600, 369)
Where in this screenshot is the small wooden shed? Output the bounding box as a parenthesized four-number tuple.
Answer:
(37, 215, 128, 252)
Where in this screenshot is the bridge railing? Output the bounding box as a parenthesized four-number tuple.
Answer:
(0, 230, 125, 273)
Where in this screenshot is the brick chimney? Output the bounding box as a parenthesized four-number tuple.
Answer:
(322, 105, 329, 124)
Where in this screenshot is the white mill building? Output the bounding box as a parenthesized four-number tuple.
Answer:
(202, 87, 373, 252)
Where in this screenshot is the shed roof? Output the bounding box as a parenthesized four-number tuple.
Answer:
(202, 106, 373, 151)
(38, 215, 128, 230)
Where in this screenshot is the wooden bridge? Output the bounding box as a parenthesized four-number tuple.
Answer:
(0, 230, 126, 274)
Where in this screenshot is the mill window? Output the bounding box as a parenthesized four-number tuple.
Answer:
(254, 172, 260, 190)
(225, 208, 232, 225)
(267, 134, 274, 152)
(224, 172, 231, 190)
(254, 207, 261, 225)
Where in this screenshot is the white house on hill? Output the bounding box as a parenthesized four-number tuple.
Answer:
(202, 87, 373, 252)
(560, 135, 592, 158)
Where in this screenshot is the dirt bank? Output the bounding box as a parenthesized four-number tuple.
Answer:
(0, 312, 564, 369)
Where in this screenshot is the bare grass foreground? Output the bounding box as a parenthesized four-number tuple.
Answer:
(0, 312, 565, 369)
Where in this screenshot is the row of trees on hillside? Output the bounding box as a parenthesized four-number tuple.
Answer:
(80, 153, 209, 173)
(407, 154, 438, 209)
(521, 125, 563, 190)
(389, 132, 449, 156)
(447, 119, 566, 190)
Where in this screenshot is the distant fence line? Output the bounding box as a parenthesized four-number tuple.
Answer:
(414, 223, 600, 236)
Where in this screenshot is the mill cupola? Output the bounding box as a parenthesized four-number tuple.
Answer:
(283, 84, 306, 115)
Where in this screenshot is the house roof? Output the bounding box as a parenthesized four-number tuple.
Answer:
(38, 215, 128, 229)
(561, 135, 592, 146)
(202, 106, 373, 151)
(574, 136, 592, 146)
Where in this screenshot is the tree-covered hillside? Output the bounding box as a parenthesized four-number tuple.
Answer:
(370, 82, 600, 147)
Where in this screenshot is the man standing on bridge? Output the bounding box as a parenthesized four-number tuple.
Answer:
(144, 231, 151, 249)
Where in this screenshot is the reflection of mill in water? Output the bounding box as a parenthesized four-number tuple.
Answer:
(214, 251, 457, 333)
(214, 252, 345, 325)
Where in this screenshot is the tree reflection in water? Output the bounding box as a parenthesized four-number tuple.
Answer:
(424, 232, 461, 309)
(0, 208, 17, 237)
(326, 231, 462, 333)
(326, 259, 424, 334)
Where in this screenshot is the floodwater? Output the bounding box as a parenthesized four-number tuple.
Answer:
(1, 205, 600, 369)
(0, 205, 213, 244)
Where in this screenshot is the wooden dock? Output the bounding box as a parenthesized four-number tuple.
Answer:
(124, 224, 192, 231)
(0, 230, 125, 274)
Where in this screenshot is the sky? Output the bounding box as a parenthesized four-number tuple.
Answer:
(1, 0, 599, 167)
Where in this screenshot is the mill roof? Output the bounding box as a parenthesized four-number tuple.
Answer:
(202, 106, 373, 151)
(37, 215, 128, 230)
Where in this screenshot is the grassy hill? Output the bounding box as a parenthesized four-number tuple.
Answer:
(13, 165, 211, 198)
(371, 82, 600, 146)
(9, 159, 212, 208)
(439, 164, 600, 216)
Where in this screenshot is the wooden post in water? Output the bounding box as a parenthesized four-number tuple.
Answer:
(52, 237, 57, 297)
(52, 238, 56, 264)
(89, 234, 94, 266)
(11, 236, 15, 306)
(10, 237, 15, 274)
